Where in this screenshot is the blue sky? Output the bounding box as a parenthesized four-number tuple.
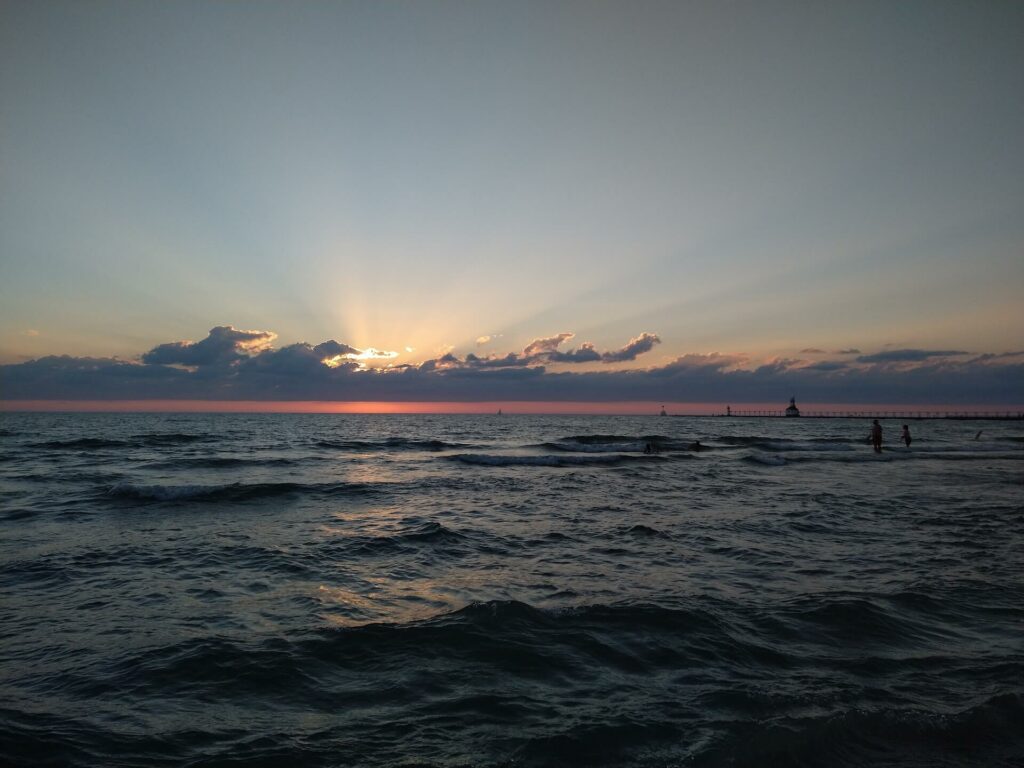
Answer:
(1, 1, 1022, 404)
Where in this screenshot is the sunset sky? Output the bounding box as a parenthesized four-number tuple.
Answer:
(1, 1, 1022, 409)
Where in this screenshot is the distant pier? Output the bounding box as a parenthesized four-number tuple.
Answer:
(672, 410, 1023, 420)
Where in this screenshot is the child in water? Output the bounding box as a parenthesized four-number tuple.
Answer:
(900, 425, 912, 448)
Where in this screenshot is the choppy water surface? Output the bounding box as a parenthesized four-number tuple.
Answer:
(1, 413, 1022, 767)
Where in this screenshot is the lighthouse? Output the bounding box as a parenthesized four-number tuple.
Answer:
(785, 397, 800, 417)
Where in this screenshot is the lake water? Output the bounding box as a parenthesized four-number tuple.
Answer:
(1, 412, 1022, 767)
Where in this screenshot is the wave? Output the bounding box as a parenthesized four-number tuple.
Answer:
(143, 456, 302, 469)
(104, 480, 374, 503)
(758, 441, 855, 452)
(559, 433, 655, 444)
(742, 453, 788, 466)
(724, 434, 1023, 454)
(721, 437, 858, 452)
(1, 508, 38, 522)
(3, 596, 1021, 767)
(724, 435, 875, 452)
(543, 440, 646, 453)
(126, 595, 978, 678)
(690, 693, 1024, 768)
(337, 520, 469, 556)
(448, 452, 654, 467)
(548, 434, 701, 453)
(4, 692, 1019, 768)
(315, 437, 470, 451)
(129, 432, 213, 445)
(616, 524, 672, 539)
(33, 433, 212, 450)
(34, 437, 132, 450)
(19, 470, 127, 485)
(889, 442, 1024, 453)
(741, 450, 1024, 466)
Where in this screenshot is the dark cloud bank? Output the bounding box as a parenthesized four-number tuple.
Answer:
(2, 326, 1022, 404)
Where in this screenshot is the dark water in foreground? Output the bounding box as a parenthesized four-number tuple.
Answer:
(1, 413, 1022, 767)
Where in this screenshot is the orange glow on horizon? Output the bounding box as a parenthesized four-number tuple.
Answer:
(0, 400, 1019, 414)
(0, 400, 687, 414)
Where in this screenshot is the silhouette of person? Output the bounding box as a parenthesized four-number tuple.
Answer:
(643, 442, 653, 454)
(900, 425, 912, 448)
(870, 420, 883, 453)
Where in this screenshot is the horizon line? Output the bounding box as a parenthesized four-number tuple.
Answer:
(2, 400, 1022, 415)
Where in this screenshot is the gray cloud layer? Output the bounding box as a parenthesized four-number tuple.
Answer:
(450, 331, 661, 369)
(141, 325, 276, 366)
(2, 327, 1022, 404)
(855, 349, 969, 364)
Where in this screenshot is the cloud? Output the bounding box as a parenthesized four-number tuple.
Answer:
(855, 349, 969, 364)
(240, 342, 362, 375)
(1, 354, 195, 399)
(141, 325, 277, 366)
(313, 340, 359, 358)
(138, 328, 394, 373)
(453, 331, 661, 368)
(964, 350, 1024, 364)
(522, 332, 575, 357)
(753, 358, 802, 376)
(800, 347, 826, 354)
(800, 360, 850, 372)
(462, 352, 532, 368)
(547, 342, 602, 364)
(660, 352, 746, 372)
(2, 329, 1022, 405)
(476, 334, 501, 346)
(24, 329, 41, 337)
(346, 347, 399, 362)
(601, 332, 661, 363)
(836, 348, 861, 355)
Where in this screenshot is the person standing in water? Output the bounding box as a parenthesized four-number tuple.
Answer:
(870, 420, 883, 453)
(900, 424, 912, 448)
